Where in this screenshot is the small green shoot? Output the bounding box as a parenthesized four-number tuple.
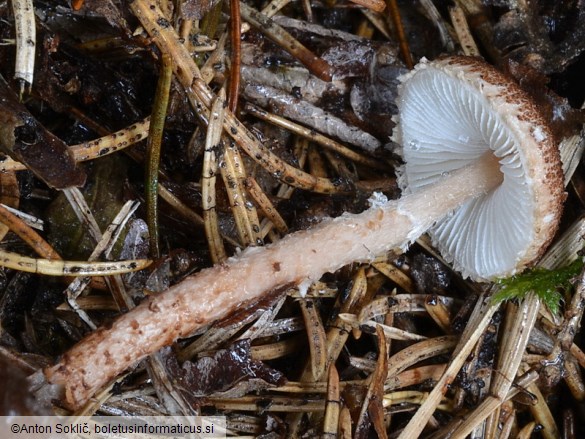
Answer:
(492, 258, 583, 314)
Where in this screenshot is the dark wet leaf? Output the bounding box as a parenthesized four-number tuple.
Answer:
(0, 354, 52, 415)
(169, 339, 286, 396)
(74, 0, 130, 34)
(0, 77, 86, 189)
(410, 253, 451, 296)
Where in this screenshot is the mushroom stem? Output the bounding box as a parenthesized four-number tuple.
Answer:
(44, 152, 502, 410)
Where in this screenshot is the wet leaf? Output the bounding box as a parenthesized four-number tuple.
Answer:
(410, 253, 451, 296)
(170, 339, 286, 396)
(0, 76, 86, 189)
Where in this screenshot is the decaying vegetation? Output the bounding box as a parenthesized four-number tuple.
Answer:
(0, 1, 585, 438)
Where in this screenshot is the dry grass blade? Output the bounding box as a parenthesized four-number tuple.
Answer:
(447, 296, 540, 438)
(250, 337, 304, 360)
(386, 364, 447, 391)
(298, 298, 327, 380)
(361, 8, 392, 40)
(237, 295, 287, 341)
(62, 187, 102, 240)
(538, 215, 585, 271)
(424, 296, 453, 334)
(0, 251, 148, 276)
(63, 201, 139, 327)
(386, 335, 459, 381)
(355, 325, 388, 439)
(454, 0, 499, 60)
(219, 139, 262, 246)
(419, 0, 455, 51)
(305, 267, 368, 381)
(449, 4, 480, 56)
(372, 261, 415, 293)
(202, 89, 228, 263)
(11, 0, 35, 93)
(2, 1, 581, 436)
(323, 365, 340, 438)
(244, 177, 288, 236)
(338, 313, 427, 341)
(563, 355, 585, 400)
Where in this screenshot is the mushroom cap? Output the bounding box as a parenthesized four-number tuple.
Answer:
(392, 56, 565, 281)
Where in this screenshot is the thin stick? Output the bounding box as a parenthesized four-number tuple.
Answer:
(228, 0, 241, 113)
(239, 2, 333, 81)
(0, 204, 59, 260)
(386, 0, 413, 69)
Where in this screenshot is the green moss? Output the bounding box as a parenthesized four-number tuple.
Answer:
(492, 258, 583, 314)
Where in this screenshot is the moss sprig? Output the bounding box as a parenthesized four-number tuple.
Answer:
(492, 258, 584, 314)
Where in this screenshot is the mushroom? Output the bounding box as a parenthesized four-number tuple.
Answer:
(42, 56, 564, 410)
(394, 56, 564, 280)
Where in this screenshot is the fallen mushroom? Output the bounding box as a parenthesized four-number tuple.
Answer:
(42, 56, 564, 410)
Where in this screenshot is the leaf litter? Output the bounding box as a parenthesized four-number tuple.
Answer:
(0, 1, 584, 438)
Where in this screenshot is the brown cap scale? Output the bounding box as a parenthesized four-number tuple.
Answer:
(393, 56, 565, 280)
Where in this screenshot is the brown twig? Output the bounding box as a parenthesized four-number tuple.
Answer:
(386, 0, 413, 69)
(239, 2, 333, 82)
(228, 0, 241, 113)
